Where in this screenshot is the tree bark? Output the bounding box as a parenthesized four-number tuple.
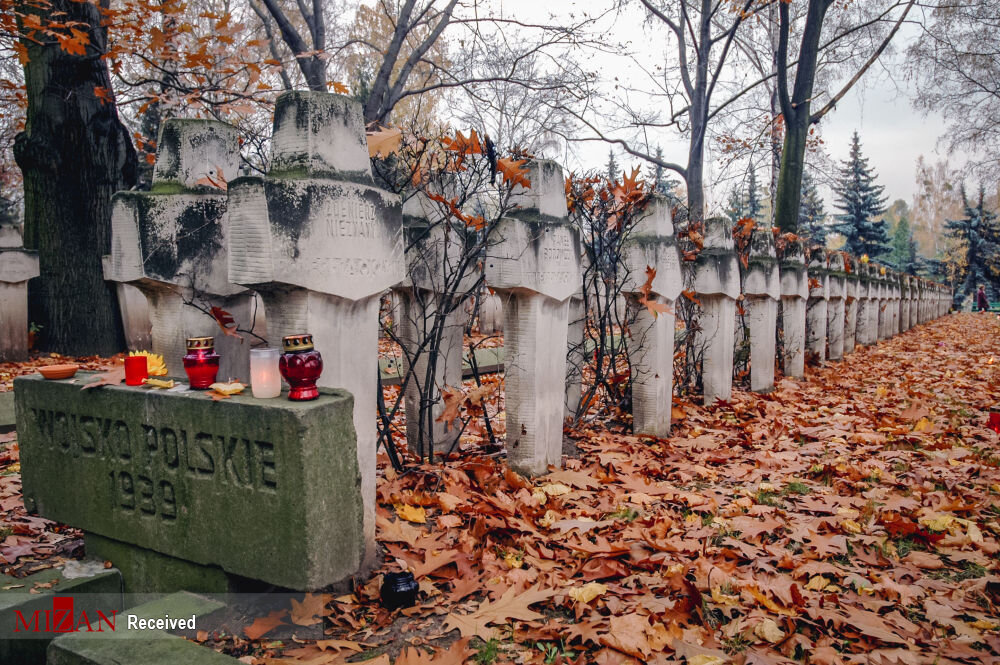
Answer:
(772, 0, 832, 234)
(14, 0, 137, 355)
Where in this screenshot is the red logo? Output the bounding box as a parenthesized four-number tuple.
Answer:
(14, 597, 117, 633)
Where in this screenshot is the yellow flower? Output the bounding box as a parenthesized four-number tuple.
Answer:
(129, 350, 167, 376)
(860, 254, 870, 264)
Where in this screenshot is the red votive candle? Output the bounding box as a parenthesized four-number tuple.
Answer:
(279, 333, 323, 401)
(183, 336, 220, 389)
(124, 355, 148, 386)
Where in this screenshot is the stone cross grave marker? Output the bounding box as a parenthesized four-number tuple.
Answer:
(805, 247, 829, 361)
(106, 119, 252, 380)
(396, 184, 475, 453)
(692, 217, 739, 405)
(228, 91, 403, 566)
(779, 238, 808, 379)
(623, 195, 681, 434)
(825, 252, 847, 360)
(843, 255, 859, 353)
(485, 160, 581, 475)
(742, 226, 779, 392)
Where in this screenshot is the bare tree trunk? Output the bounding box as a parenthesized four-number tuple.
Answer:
(14, 0, 136, 355)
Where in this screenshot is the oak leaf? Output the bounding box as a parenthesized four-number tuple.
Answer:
(289, 593, 329, 626)
(366, 125, 402, 158)
(210, 306, 242, 340)
(243, 608, 287, 640)
(441, 584, 556, 640)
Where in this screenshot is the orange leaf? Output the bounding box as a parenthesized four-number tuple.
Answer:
(637, 265, 672, 319)
(441, 129, 482, 155)
(681, 289, 702, 306)
(210, 306, 242, 340)
(332, 81, 350, 94)
(244, 608, 287, 640)
(496, 158, 531, 189)
(289, 593, 329, 627)
(366, 125, 402, 158)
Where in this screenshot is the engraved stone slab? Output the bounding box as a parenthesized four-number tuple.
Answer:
(624, 196, 682, 300)
(228, 178, 403, 300)
(15, 374, 362, 591)
(486, 220, 581, 302)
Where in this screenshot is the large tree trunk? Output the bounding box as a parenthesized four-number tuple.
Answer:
(686, 131, 706, 224)
(14, 0, 137, 355)
(774, 116, 808, 233)
(771, 0, 832, 235)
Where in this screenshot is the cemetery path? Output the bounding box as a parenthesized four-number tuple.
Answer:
(351, 312, 1000, 665)
(1, 314, 999, 664)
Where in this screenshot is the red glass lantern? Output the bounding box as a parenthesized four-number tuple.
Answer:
(989, 407, 1000, 434)
(124, 355, 148, 386)
(183, 337, 220, 389)
(279, 334, 322, 401)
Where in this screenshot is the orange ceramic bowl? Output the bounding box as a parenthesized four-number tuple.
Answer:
(37, 364, 79, 380)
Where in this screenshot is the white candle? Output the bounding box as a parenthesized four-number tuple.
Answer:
(250, 347, 282, 398)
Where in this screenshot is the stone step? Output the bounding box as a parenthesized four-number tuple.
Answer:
(0, 560, 122, 665)
(0, 390, 13, 433)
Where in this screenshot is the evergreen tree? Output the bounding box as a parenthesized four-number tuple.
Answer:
(725, 187, 746, 224)
(945, 185, 1000, 301)
(647, 146, 666, 193)
(798, 171, 828, 245)
(832, 132, 889, 258)
(889, 213, 918, 273)
(606, 149, 620, 182)
(745, 169, 762, 221)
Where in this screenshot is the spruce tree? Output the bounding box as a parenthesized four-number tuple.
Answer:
(745, 169, 762, 221)
(606, 149, 620, 182)
(647, 146, 666, 193)
(725, 187, 746, 224)
(945, 185, 1000, 301)
(889, 213, 918, 273)
(798, 171, 828, 245)
(832, 132, 889, 258)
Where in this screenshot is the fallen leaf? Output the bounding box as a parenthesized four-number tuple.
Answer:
(244, 609, 287, 640)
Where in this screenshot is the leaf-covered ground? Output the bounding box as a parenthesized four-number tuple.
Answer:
(2, 314, 999, 665)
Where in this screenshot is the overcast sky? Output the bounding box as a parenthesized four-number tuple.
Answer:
(489, 1, 961, 209)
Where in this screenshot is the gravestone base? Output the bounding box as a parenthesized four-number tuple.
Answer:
(85, 534, 233, 595)
(397, 290, 464, 456)
(781, 298, 806, 378)
(827, 299, 845, 360)
(628, 300, 675, 435)
(565, 295, 586, 419)
(699, 295, 735, 405)
(500, 290, 570, 476)
(806, 299, 828, 360)
(744, 296, 777, 393)
(844, 300, 858, 353)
